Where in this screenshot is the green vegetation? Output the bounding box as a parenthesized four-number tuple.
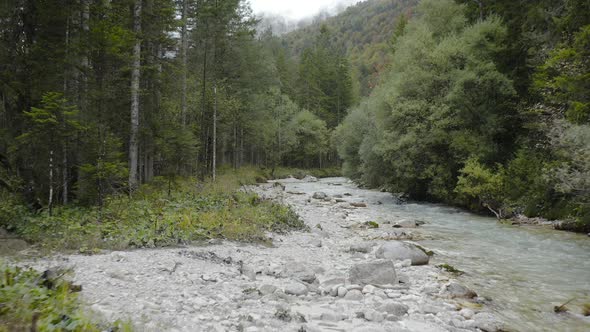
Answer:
(436, 264, 464, 275)
(0, 265, 131, 332)
(335, 0, 590, 230)
(1, 168, 305, 252)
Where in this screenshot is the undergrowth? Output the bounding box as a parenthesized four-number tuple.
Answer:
(0, 264, 131, 332)
(1, 167, 305, 252)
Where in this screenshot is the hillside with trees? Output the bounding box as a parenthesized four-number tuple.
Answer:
(283, 0, 418, 97)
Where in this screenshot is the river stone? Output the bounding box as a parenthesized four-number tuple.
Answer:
(344, 289, 364, 301)
(379, 302, 409, 316)
(284, 282, 308, 296)
(459, 308, 474, 319)
(446, 283, 477, 299)
(349, 260, 397, 286)
(282, 262, 316, 283)
(473, 312, 502, 332)
(337, 287, 348, 297)
(312, 192, 328, 200)
(259, 284, 277, 295)
(364, 309, 385, 322)
(375, 242, 430, 265)
(303, 175, 318, 182)
(349, 242, 374, 253)
(362, 285, 376, 294)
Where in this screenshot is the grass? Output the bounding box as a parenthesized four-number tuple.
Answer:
(0, 264, 132, 332)
(1, 167, 306, 252)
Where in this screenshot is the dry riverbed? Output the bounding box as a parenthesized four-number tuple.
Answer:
(14, 177, 503, 332)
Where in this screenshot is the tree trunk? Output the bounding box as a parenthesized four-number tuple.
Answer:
(212, 84, 217, 181)
(49, 150, 54, 215)
(129, 0, 142, 193)
(180, 0, 188, 127)
(62, 143, 68, 204)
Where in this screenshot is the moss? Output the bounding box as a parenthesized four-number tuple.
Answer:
(365, 221, 379, 228)
(436, 264, 464, 275)
(415, 244, 434, 256)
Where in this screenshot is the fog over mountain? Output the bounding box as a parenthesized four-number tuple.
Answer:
(252, 0, 366, 35)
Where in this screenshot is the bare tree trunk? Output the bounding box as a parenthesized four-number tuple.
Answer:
(129, 0, 142, 193)
(212, 84, 217, 181)
(181, 0, 188, 127)
(49, 150, 54, 215)
(62, 143, 68, 204)
(63, 16, 70, 205)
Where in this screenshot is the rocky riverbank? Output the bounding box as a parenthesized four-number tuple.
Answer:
(14, 177, 503, 332)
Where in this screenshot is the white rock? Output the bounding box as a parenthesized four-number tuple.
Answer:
(459, 308, 474, 319)
(284, 282, 308, 296)
(362, 284, 376, 294)
(337, 286, 348, 297)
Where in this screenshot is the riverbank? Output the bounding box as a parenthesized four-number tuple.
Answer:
(5, 176, 504, 331)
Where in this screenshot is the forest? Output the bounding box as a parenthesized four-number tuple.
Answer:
(1, 0, 589, 240)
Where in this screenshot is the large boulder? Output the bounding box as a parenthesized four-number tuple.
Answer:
(349, 260, 397, 286)
(375, 242, 430, 265)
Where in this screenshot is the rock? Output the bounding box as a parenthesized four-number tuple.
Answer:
(259, 284, 277, 296)
(320, 312, 345, 321)
(379, 302, 409, 316)
(473, 312, 502, 332)
(240, 264, 257, 281)
(284, 282, 308, 296)
(110, 251, 127, 262)
(392, 219, 418, 228)
(309, 238, 322, 248)
(362, 285, 376, 294)
(303, 175, 318, 182)
(459, 308, 475, 319)
(446, 283, 477, 299)
(375, 242, 430, 265)
(422, 305, 442, 314)
(364, 309, 385, 322)
(343, 289, 364, 301)
(397, 274, 410, 284)
(283, 262, 316, 283)
(350, 202, 367, 208)
(349, 260, 397, 286)
(312, 192, 328, 200)
(349, 242, 374, 253)
(343, 284, 359, 291)
(337, 287, 348, 297)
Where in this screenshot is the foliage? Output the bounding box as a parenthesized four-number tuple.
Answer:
(0, 265, 130, 331)
(8, 168, 305, 251)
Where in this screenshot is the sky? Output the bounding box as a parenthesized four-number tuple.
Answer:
(250, 0, 360, 21)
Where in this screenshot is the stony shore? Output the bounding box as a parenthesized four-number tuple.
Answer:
(16, 177, 503, 332)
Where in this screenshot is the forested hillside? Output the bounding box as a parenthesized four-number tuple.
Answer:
(335, 0, 590, 230)
(283, 0, 418, 97)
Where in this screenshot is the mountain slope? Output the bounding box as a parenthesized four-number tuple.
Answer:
(283, 0, 418, 96)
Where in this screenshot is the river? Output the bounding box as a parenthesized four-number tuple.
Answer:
(286, 177, 590, 331)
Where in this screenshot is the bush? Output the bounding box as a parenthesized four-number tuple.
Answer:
(0, 265, 130, 331)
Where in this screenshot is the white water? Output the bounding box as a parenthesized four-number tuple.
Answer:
(293, 177, 590, 331)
